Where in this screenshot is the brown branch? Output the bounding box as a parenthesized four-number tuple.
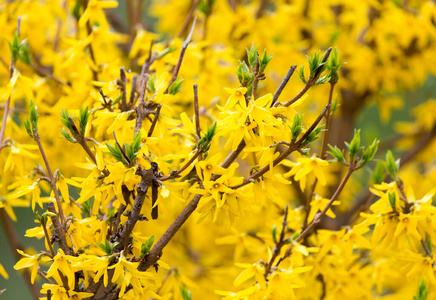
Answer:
(0, 209, 40, 299)
(113, 165, 156, 252)
(271, 65, 297, 107)
(46, 203, 72, 255)
(34, 131, 66, 224)
(164, 17, 197, 94)
(41, 217, 55, 258)
(139, 140, 247, 271)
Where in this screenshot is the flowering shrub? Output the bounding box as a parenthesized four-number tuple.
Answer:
(1, 1, 436, 299)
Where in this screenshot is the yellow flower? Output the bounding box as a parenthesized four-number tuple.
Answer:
(283, 157, 329, 191)
(78, 0, 118, 28)
(46, 249, 78, 290)
(223, 87, 248, 110)
(307, 194, 340, 223)
(14, 250, 49, 284)
(40, 283, 94, 300)
(0, 263, 7, 279)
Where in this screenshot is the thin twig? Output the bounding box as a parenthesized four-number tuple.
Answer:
(271, 65, 297, 107)
(67, 118, 109, 176)
(147, 104, 162, 137)
(176, 0, 200, 38)
(193, 84, 202, 161)
(264, 205, 288, 278)
(41, 217, 55, 258)
(160, 150, 203, 181)
(113, 131, 132, 166)
(277, 47, 332, 108)
(34, 132, 66, 224)
(164, 17, 197, 94)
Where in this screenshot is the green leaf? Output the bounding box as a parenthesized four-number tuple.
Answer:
(414, 279, 428, 300)
(199, 0, 216, 15)
(290, 113, 303, 142)
(298, 65, 306, 83)
(156, 46, 177, 59)
(330, 94, 340, 116)
(112, 94, 123, 106)
(140, 235, 155, 257)
(60, 129, 76, 143)
(384, 150, 399, 180)
(246, 42, 259, 69)
(168, 77, 184, 95)
(372, 161, 385, 184)
(18, 42, 31, 65)
(272, 225, 278, 244)
(60, 109, 74, 132)
(327, 144, 346, 164)
(236, 60, 253, 86)
(302, 125, 324, 146)
(259, 49, 273, 73)
(105, 143, 127, 165)
(360, 138, 379, 166)
(24, 120, 33, 138)
(197, 122, 217, 153)
(180, 286, 193, 300)
(79, 105, 90, 136)
(388, 192, 396, 212)
(347, 129, 362, 162)
(326, 47, 342, 84)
